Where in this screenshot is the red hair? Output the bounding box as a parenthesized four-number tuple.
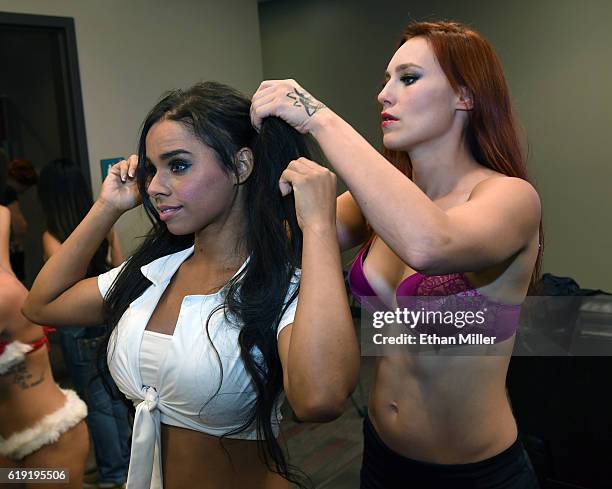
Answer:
(381, 21, 542, 289)
(387, 21, 526, 178)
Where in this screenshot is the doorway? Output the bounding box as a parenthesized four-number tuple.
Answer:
(0, 11, 89, 286)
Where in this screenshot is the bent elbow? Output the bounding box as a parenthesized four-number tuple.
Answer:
(291, 395, 347, 423)
(407, 248, 444, 275)
(20, 301, 40, 324)
(406, 231, 452, 275)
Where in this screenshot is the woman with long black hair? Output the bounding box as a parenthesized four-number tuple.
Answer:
(37, 158, 130, 488)
(24, 81, 360, 489)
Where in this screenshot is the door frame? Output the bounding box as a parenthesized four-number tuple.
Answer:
(0, 11, 90, 186)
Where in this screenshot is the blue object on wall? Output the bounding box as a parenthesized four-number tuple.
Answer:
(100, 157, 124, 181)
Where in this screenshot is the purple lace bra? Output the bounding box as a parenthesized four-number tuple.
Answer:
(348, 243, 521, 343)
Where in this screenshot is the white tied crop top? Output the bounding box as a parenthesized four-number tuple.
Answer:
(140, 331, 171, 388)
(98, 246, 299, 489)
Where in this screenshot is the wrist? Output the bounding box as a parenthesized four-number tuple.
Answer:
(307, 108, 338, 137)
(94, 198, 124, 221)
(302, 221, 337, 240)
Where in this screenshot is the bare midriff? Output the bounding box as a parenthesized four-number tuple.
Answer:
(160, 423, 290, 489)
(369, 345, 518, 465)
(0, 347, 68, 438)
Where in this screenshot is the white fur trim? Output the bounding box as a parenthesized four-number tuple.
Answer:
(0, 388, 87, 460)
(0, 341, 33, 375)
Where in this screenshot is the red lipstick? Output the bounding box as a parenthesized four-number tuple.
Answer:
(381, 112, 399, 128)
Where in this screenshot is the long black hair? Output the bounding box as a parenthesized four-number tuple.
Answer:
(38, 158, 109, 277)
(102, 81, 310, 486)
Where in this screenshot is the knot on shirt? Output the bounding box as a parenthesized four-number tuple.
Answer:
(143, 386, 159, 412)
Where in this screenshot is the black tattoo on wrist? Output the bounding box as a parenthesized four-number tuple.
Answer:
(286, 88, 326, 117)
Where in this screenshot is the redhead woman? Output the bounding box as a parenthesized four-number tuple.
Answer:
(252, 21, 541, 489)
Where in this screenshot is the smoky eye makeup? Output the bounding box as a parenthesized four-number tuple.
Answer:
(380, 71, 422, 89)
(169, 159, 190, 173)
(399, 72, 421, 85)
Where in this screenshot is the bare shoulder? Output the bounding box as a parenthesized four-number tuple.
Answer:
(0, 273, 27, 306)
(471, 175, 540, 203)
(470, 176, 541, 220)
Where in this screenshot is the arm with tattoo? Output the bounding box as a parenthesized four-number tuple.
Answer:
(286, 87, 327, 117)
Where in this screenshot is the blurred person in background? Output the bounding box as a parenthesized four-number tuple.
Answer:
(0, 203, 89, 488)
(0, 154, 35, 281)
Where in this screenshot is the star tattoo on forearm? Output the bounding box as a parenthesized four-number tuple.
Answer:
(286, 88, 327, 117)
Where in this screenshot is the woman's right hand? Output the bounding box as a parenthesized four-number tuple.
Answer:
(98, 155, 141, 214)
(280, 157, 337, 233)
(251, 79, 328, 134)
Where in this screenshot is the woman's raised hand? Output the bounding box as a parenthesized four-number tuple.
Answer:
(98, 155, 141, 214)
(251, 79, 328, 134)
(280, 157, 337, 233)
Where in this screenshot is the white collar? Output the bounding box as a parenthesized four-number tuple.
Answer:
(139, 246, 195, 286)
(139, 245, 250, 287)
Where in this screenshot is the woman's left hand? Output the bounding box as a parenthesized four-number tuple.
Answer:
(280, 157, 337, 233)
(251, 79, 328, 134)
